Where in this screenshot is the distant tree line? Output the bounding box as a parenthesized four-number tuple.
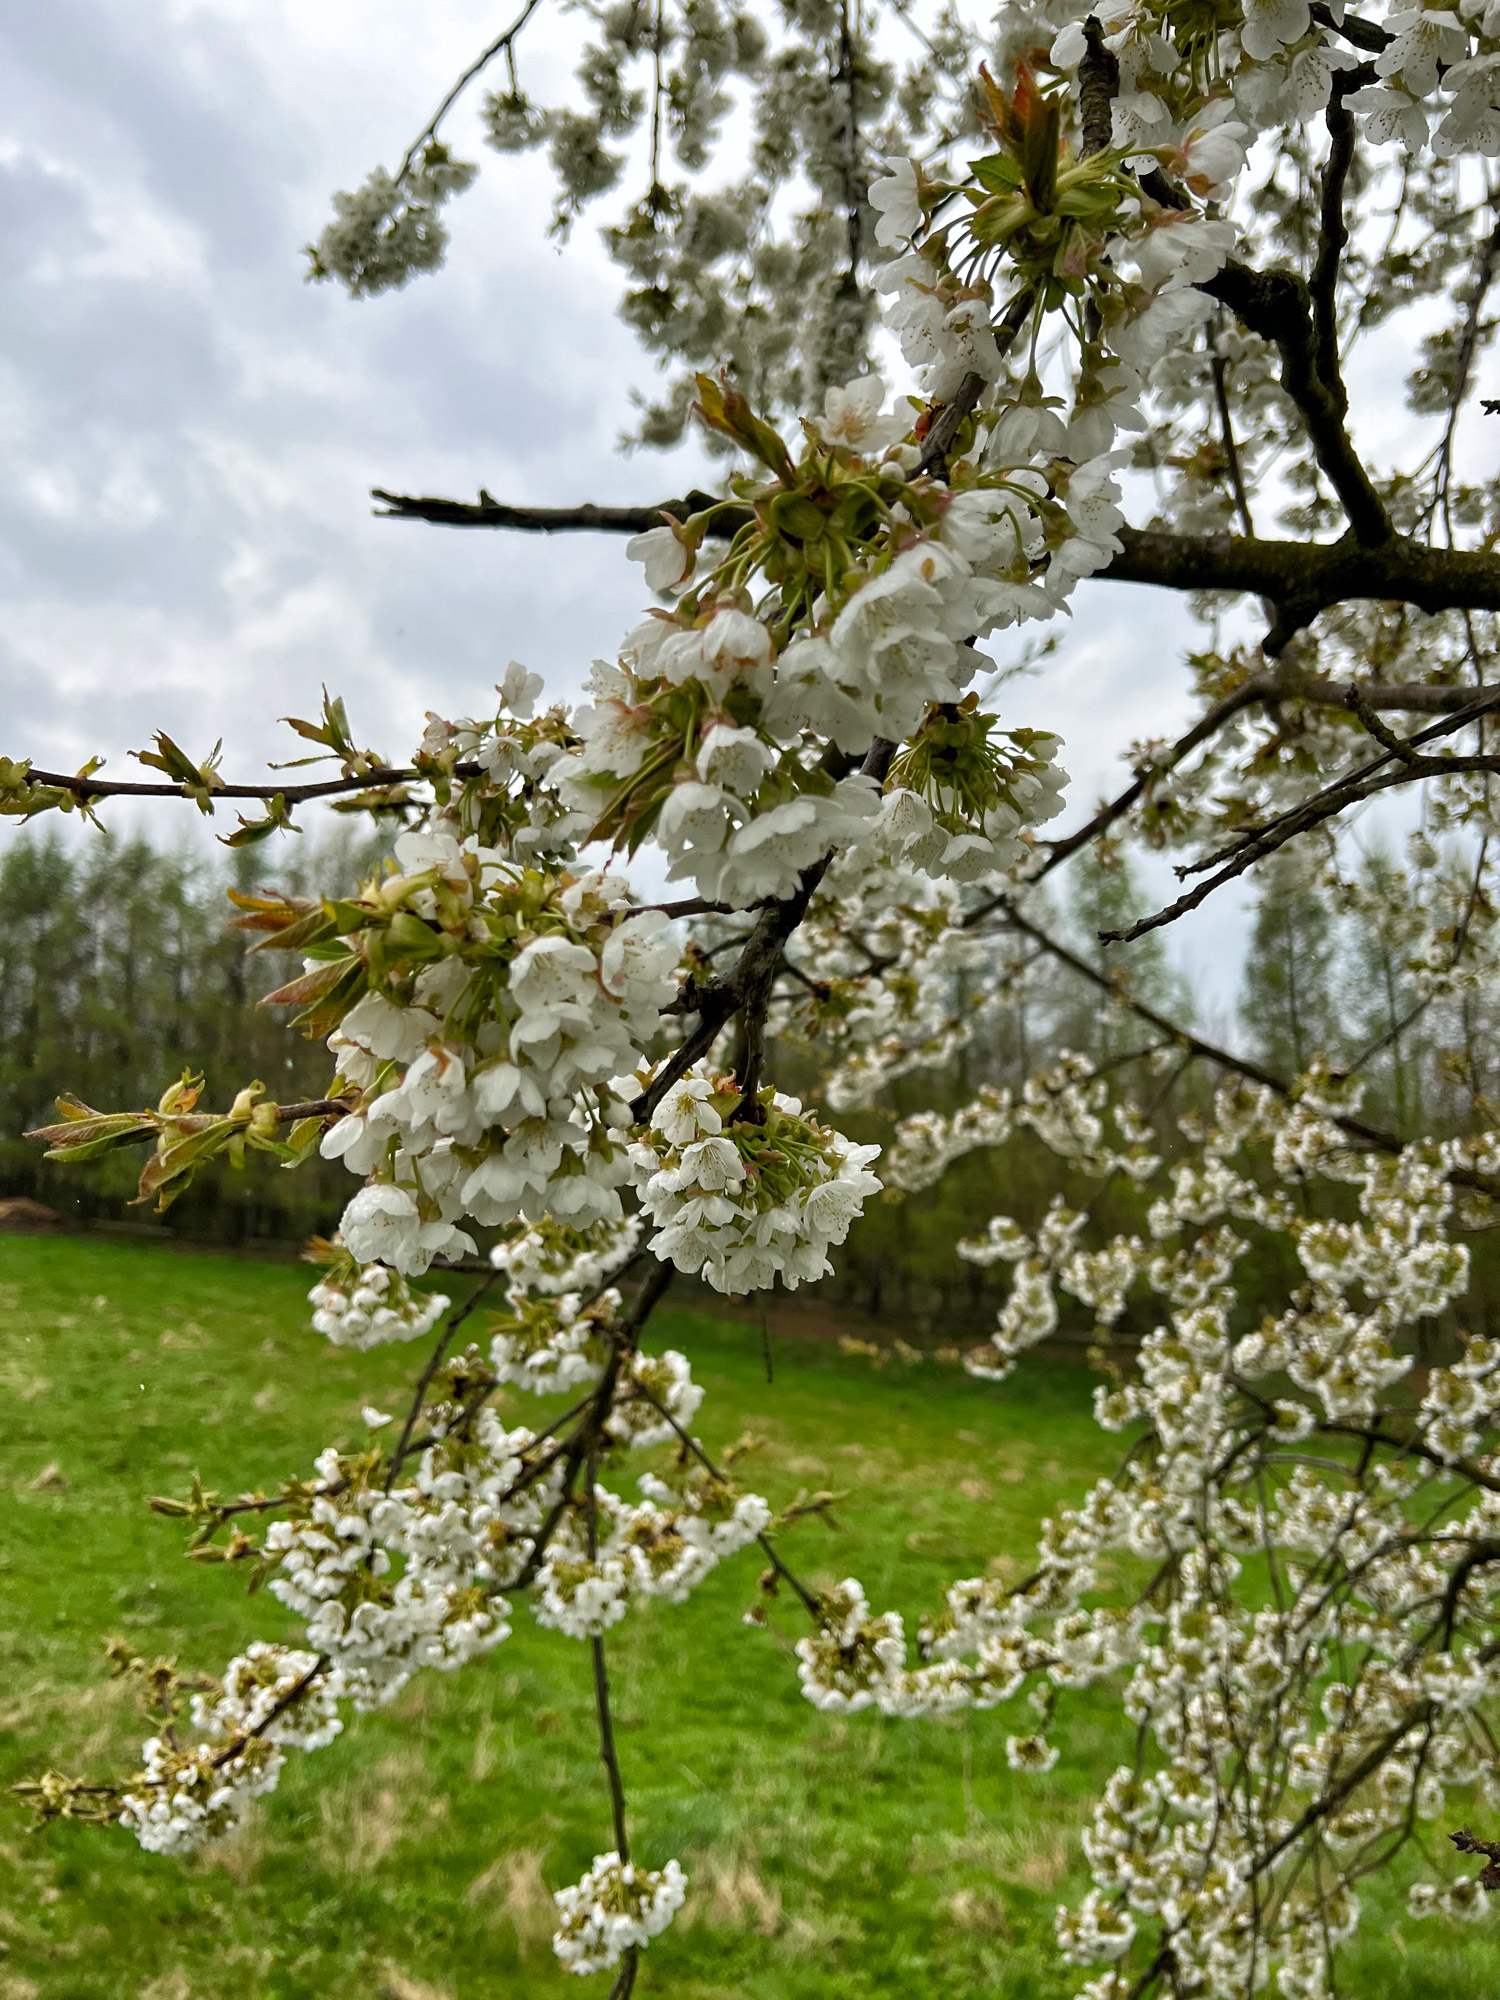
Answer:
(0, 826, 382, 1245)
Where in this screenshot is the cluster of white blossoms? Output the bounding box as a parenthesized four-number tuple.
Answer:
(794, 1578, 908, 1713)
(886, 1053, 1162, 1208)
(531, 1461, 771, 1639)
(263, 1435, 520, 1706)
(189, 1643, 345, 1753)
(552, 1851, 688, 1976)
(113, 1302, 767, 1935)
(554, 456, 1079, 915)
(306, 1242, 450, 1350)
(414, 661, 597, 866)
(630, 1067, 883, 1294)
(310, 846, 679, 1276)
(115, 1642, 346, 1856)
(1039, 0, 1500, 171)
(489, 1212, 643, 1296)
(118, 1730, 285, 1858)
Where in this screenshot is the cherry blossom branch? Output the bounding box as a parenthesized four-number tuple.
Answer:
(607, 1946, 639, 2000)
(1318, 1421, 1500, 1498)
(626, 1372, 825, 1622)
(1346, 834, 1489, 1072)
(978, 898, 1500, 1187)
(1252, 1710, 1431, 1879)
(1078, 15, 1120, 159)
(384, 1269, 503, 1491)
(632, 738, 896, 1125)
(393, 0, 547, 184)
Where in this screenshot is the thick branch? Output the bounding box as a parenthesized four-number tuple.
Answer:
(1078, 17, 1120, 159)
(1309, 2, 1392, 53)
(1111, 524, 1500, 650)
(1310, 82, 1361, 393)
(1200, 256, 1390, 546)
(368, 493, 1500, 645)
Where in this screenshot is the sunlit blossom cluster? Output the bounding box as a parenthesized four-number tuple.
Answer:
(630, 1067, 883, 1293)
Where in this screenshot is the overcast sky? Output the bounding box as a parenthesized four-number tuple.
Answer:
(6, 1, 1452, 1023)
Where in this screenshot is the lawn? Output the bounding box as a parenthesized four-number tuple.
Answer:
(0, 1234, 1495, 1999)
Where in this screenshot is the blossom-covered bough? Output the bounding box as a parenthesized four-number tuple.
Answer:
(17, 0, 1500, 1989)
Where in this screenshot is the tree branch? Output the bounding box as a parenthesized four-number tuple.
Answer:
(370, 487, 739, 533)
(962, 668, 1489, 911)
(19, 765, 435, 807)
(367, 492, 1500, 647)
(1101, 750, 1500, 945)
(393, 0, 548, 183)
(1153, 685, 1500, 882)
(983, 897, 1442, 1165)
(383, 1269, 502, 1492)
(1200, 253, 1390, 547)
(1309, 2, 1392, 54)
(1310, 81, 1361, 394)
(1078, 16, 1120, 159)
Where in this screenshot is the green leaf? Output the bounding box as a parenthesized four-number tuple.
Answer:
(970, 153, 1026, 194)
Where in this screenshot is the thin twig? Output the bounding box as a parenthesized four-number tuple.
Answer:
(394, 0, 547, 183)
(627, 1373, 824, 1620)
(384, 1270, 503, 1491)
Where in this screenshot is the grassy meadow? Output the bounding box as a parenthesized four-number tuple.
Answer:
(1, 1233, 1496, 1999)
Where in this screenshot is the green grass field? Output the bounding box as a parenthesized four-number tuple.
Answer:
(1, 1234, 1495, 1999)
